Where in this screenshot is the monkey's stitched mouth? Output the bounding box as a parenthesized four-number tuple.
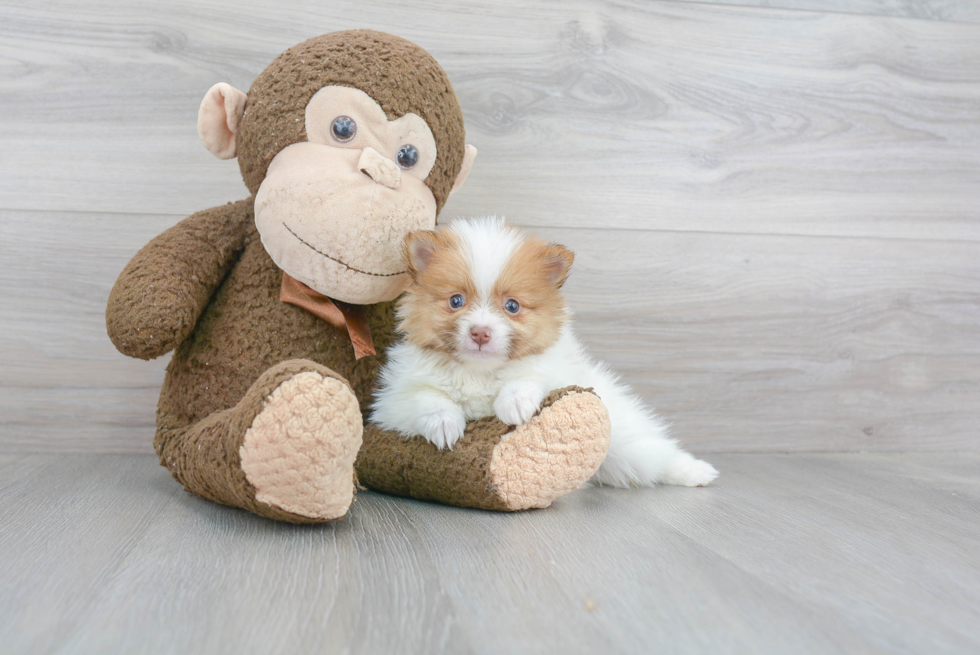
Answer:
(282, 223, 407, 278)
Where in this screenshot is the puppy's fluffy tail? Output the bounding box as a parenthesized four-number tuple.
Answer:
(589, 385, 718, 488)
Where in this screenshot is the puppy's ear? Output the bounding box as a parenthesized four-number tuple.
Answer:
(543, 243, 574, 288)
(404, 231, 441, 280)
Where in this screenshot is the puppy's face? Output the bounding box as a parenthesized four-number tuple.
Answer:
(398, 220, 573, 363)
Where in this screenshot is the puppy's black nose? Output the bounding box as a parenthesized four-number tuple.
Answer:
(470, 326, 491, 346)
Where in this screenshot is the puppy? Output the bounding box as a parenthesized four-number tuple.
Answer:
(371, 217, 718, 488)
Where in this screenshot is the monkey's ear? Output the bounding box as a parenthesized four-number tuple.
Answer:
(197, 83, 247, 160)
(404, 230, 442, 279)
(450, 145, 478, 195)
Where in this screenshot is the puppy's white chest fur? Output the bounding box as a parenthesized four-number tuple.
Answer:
(439, 361, 503, 419)
(375, 343, 510, 422)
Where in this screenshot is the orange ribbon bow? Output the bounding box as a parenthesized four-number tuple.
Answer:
(280, 273, 377, 360)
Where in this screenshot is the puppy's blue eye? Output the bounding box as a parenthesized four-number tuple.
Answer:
(397, 144, 419, 169)
(504, 299, 520, 314)
(331, 116, 357, 142)
(449, 294, 465, 310)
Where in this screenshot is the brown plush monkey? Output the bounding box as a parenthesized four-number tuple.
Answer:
(106, 30, 611, 523)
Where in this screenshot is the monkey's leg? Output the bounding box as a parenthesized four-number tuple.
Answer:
(155, 360, 362, 523)
(356, 386, 610, 511)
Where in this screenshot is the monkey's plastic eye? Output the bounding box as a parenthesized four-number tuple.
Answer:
(396, 144, 419, 169)
(331, 116, 357, 142)
(449, 294, 465, 310)
(504, 299, 520, 314)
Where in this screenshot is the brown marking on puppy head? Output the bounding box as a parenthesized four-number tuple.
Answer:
(398, 229, 476, 353)
(493, 239, 574, 359)
(237, 30, 466, 214)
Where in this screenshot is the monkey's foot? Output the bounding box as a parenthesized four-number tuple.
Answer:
(488, 388, 611, 509)
(357, 386, 610, 511)
(155, 360, 362, 524)
(241, 368, 362, 521)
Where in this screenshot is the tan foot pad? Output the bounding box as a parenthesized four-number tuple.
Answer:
(240, 372, 362, 520)
(489, 389, 611, 510)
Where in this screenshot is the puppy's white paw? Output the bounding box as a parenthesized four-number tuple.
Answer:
(667, 458, 719, 487)
(416, 407, 466, 450)
(494, 383, 545, 426)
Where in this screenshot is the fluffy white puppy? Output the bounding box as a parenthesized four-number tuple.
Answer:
(371, 217, 717, 488)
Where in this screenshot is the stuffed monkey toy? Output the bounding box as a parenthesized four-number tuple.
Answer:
(106, 30, 611, 524)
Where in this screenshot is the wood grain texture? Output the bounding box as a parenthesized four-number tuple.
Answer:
(3, 209, 978, 453)
(1, 1, 978, 453)
(674, 0, 980, 24)
(1, 453, 978, 654)
(0, 210, 171, 451)
(544, 226, 980, 453)
(1, 0, 978, 240)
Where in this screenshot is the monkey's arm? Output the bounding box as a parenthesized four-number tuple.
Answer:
(106, 198, 253, 360)
(357, 386, 611, 511)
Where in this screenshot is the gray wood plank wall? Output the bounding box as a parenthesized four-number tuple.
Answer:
(2, 0, 978, 453)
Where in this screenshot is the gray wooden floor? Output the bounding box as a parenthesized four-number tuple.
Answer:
(3, 0, 980, 653)
(1, 453, 978, 654)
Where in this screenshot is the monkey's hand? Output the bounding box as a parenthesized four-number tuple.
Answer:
(106, 198, 252, 360)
